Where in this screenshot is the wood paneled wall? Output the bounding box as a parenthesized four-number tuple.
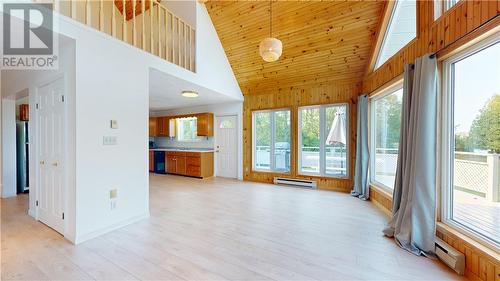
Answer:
(363, 0, 499, 93)
(243, 82, 361, 192)
(370, 187, 500, 281)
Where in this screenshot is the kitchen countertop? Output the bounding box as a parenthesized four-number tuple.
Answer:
(149, 147, 215, 153)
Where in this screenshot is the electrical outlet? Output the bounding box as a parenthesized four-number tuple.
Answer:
(103, 136, 117, 145)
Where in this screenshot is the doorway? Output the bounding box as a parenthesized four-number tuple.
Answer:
(215, 115, 238, 178)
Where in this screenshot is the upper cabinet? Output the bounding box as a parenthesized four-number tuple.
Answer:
(157, 117, 169, 137)
(196, 113, 214, 137)
(149, 117, 158, 137)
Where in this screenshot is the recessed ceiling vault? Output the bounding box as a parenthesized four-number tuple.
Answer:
(206, 1, 385, 94)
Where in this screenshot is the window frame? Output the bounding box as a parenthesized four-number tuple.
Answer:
(441, 33, 500, 251)
(251, 108, 291, 173)
(176, 117, 199, 142)
(434, 0, 459, 20)
(369, 81, 404, 193)
(374, 0, 417, 69)
(297, 103, 349, 179)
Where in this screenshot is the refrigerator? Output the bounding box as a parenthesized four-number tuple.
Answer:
(16, 121, 29, 193)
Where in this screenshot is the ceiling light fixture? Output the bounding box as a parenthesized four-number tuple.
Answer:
(259, 0, 282, 62)
(181, 90, 199, 98)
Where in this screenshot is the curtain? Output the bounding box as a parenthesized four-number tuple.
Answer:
(383, 55, 438, 257)
(351, 94, 370, 200)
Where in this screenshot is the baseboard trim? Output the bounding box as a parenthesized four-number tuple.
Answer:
(73, 212, 150, 245)
(28, 208, 36, 218)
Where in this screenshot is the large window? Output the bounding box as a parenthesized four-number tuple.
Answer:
(252, 109, 291, 172)
(375, 0, 416, 69)
(443, 35, 500, 247)
(371, 86, 403, 190)
(298, 104, 348, 177)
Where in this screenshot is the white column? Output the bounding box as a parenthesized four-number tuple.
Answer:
(486, 154, 499, 202)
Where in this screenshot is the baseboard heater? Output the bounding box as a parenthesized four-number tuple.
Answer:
(273, 177, 317, 189)
(435, 237, 465, 275)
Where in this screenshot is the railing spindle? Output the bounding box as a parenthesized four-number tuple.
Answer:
(165, 10, 169, 61)
(112, 0, 116, 37)
(132, 0, 137, 46)
(122, 0, 127, 42)
(85, 0, 90, 26)
(157, 5, 161, 57)
(99, 0, 104, 32)
(150, 0, 154, 54)
(142, 0, 146, 50)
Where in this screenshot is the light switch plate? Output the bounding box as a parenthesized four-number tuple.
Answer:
(110, 120, 118, 129)
(103, 136, 117, 145)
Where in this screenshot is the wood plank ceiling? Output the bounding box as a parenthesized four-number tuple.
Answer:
(206, 1, 385, 95)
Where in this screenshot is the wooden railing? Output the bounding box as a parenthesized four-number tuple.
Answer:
(49, 0, 196, 72)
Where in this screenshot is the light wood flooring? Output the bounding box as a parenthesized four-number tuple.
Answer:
(1, 174, 466, 280)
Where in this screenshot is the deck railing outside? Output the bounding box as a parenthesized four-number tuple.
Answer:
(48, 0, 195, 72)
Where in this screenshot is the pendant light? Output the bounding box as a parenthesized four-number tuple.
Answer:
(259, 0, 282, 62)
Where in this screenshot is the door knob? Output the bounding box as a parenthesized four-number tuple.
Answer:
(40, 160, 45, 165)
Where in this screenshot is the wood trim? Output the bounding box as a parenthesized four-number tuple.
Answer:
(363, 0, 499, 93)
(370, 187, 500, 281)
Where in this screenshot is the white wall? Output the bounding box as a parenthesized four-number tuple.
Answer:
(0, 0, 243, 243)
(152, 101, 244, 180)
(1, 99, 16, 198)
(162, 1, 196, 27)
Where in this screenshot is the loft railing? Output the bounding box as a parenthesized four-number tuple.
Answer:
(48, 0, 196, 72)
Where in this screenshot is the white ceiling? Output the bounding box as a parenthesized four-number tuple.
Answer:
(149, 68, 238, 112)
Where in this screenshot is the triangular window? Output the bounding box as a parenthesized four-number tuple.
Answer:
(375, 0, 417, 69)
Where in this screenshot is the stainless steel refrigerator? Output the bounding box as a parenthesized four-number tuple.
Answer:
(16, 121, 29, 193)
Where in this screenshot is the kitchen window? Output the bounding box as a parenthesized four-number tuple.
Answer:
(370, 85, 403, 190)
(177, 117, 198, 142)
(442, 34, 500, 248)
(298, 104, 348, 177)
(252, 109, 291, 172)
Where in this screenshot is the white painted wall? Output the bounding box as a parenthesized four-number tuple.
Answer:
(0, 0, 242, 243)
(162, 1, 196, 27)
(1, 99, 16, 198)
(151, 101, 244, 180)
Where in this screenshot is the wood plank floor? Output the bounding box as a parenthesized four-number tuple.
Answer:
(1, 174, 467, 280)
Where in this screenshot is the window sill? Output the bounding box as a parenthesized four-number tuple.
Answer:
(370, 183, 393, 198)
(297, 172, 349, 180)
(436, 222, 500, 259)
(252, 169, 291, 175)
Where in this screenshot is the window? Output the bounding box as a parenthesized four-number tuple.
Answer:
(298, 104, 348, 177)
(375, 0, 417, 69)
(177, 117, 198, 141)
(434, 0, 458, 20)
(252, 109, 291, 172)
(370, 86, 403, 190)
(442, 35, 500, 247)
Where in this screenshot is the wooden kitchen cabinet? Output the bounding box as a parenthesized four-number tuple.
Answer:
(149, 151, 154, 172)
(196, 113, 214, 137)
(166, 151, 213, 178)
(166, 154, 177, 174)
(157, 117, 169, 136)
(149, 117, 158, 137)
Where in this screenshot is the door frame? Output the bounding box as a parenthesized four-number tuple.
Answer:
(214, 114, 239, 179)
(33, 73, 69, 236)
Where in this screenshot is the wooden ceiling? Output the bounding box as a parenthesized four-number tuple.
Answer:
(206, 1, 385, 94)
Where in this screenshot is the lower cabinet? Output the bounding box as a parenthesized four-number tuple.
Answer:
(165, 151, 213, 178)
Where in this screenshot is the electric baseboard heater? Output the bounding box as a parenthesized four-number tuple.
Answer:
(274, 177, 317, 189)
(435, 237, 465, 275)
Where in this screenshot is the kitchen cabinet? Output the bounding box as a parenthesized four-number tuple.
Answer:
(158, 117, 169, 136)
(149, 151, 154, 172)
(196, 113, 214, 137)
(165, 151, 213, 178)
(149, 117, 158, 137)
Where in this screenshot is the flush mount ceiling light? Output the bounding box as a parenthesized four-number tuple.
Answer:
(259, 0, 282, 62)
(181, 91, 199, 98)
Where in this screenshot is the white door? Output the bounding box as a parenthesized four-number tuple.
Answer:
(216, 116, 238, 178)
(37, 77, 65, 234)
